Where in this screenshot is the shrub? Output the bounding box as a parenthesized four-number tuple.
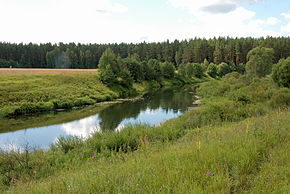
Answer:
(207, 63, 217, 78)
(217, 62, 231, 77)
(246, 47, 274, 78)
(272, 57, 290, 88)
(161, 61, 175, 78)
(269, 89, 290, 108)
(192, 63, 203, 78)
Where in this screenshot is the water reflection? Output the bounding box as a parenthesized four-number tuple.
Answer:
(61, 115, 100, 138)
(98, 88, 193, 130)
(0, 88, 195, 151)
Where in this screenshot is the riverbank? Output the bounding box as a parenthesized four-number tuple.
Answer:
(0, 72, 154, 118)
(0, 72, 201, 118)
(1, 72, 289, 192)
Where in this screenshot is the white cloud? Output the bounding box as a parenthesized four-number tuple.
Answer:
(266, 17, 280, 25)
(0, 0, 284, 44)
(168, 0, 282, 38)
(281, 11, 290, 20)
(281, 22, 290, 35)
(61, 115, 100, 138)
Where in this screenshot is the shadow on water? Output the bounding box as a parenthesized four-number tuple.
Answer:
(98, 88, 194, 130)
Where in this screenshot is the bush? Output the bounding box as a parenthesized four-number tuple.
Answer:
(99, 64, 116, 84)
(192, 63, 203, 78)
(119, 69, 134, 88)
(272, 57, 290, 87)
(217, 62, 231, 77)
(207, 63, 217, 78)
(161, 61, 175, 78)
(185, 63, 194, 78)
(197, 99, 266, 124)
(269, 89, 290, 108)
(178, 64, 186, 77)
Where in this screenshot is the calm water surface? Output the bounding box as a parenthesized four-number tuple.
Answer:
(0, 88, 195, 152)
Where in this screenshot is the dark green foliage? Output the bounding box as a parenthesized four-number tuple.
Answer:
(272, 57, 290, 87)
(161, 61, 175, 78)
(236, 63, 246, 74)
(178, 64, 186, 77)
(98, 48, 119, 75)
(185, 63, 194, 78)
(99, 64, 116, 84)
(147, 59, 162, 80)
(246, 47, 274, 78)
(0, 37, 290, 69)
(119, 69, 134, 88)
(201, 58, 209, 73)
(207, 63, 217, 78)
(192, 63, 203, 78)
(123, 57, 144, 82)
(217, 62, 231, 77)
(0, 59, 19, 68)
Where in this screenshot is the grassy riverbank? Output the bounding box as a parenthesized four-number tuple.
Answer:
(0, 71, 200, 118)
(1, 73, 289, 192)
(0, 73, 151, 118)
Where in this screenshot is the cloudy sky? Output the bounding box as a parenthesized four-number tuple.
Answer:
(0, 0, 289, 44)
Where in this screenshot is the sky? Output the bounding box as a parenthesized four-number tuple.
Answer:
(0, 0, 289, 44)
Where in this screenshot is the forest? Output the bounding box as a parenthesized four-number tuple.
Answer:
(0, 37, 290, 69)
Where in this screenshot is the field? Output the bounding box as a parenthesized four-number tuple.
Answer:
(0, 68, 98, 75)
(0, 70, 149, 118)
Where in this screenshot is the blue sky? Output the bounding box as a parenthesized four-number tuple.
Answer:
(0, 0, 289, 43)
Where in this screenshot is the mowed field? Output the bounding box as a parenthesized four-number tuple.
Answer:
(0, 68, 98, 74)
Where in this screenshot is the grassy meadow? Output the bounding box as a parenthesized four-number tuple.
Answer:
(0, 72, 289, 193)
(0, 72, 149, 118)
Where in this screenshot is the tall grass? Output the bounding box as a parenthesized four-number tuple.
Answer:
(4, 110, 289, 193)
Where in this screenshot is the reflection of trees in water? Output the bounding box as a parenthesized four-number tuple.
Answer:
(98, 88, 194, 130)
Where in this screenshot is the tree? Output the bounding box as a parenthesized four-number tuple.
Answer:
(236, 63, 246, 74)
(98, 48, 119, 76)
(272, 57, 290, 87)
(185, 63, 194, 78)
(207, 63, 217, 78)
(161, 61, 175, 78)
(217, 62, 231, 77)
(124, 57, 144, 82)
(98, 48, 119, 84)
(178, 64, 186, 77)
(246, 47, 274, 78)
(99, 64, 116, 84)
(192, 63, 203, 78)
(119, 68, 134, 88)
(201, 58, 209, 73)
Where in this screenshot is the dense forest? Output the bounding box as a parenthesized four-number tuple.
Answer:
(0, 37, 289, 69)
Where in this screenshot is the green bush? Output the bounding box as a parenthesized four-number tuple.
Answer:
(207, 63, 218, 78)
(217, 62, 231, 77)
(192, 63, 203, 78)
(269, 89, 290, 108)
(161, 61, 175, 78)
(272, 57, 290, 87)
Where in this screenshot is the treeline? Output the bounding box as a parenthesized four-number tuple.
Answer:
(0, 37, 289, 69)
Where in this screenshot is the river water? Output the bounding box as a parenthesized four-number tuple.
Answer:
(0, 88, 196, 152)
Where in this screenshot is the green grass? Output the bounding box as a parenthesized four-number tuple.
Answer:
(0, 73, 289, 193)
(0, 73, 150, 118)
(3, 109, 289, 193)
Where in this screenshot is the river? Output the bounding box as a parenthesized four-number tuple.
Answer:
(0, 87, 196, 152)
